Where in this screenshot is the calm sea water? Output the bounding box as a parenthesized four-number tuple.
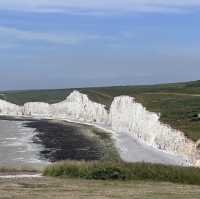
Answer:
(0, 120, 49, 168)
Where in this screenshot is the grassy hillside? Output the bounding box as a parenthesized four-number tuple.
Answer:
(0, 80, 200, 141)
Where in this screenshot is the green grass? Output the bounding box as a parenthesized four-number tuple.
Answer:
(43, 161, 200, 185)
(1, 80, 200, 141)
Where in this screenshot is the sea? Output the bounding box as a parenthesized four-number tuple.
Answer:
(0, 120, 48, 168)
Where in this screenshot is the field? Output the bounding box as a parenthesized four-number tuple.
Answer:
(1, 80, 200, 141)
(0, 176, 200, 199)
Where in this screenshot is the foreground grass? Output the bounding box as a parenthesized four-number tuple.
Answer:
(43, 161, 200, 185)
(0, 177, 200, 199)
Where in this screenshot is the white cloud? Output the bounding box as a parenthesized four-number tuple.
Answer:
(0, 26, 102, 45)
(0, 0, 200, 14)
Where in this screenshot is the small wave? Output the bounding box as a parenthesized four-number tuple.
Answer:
(5, 137, 17, 140)
(14, 157, 25, 160)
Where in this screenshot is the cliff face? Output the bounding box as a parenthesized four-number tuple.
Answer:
(0, 91, 199, 166)
(50, 91, 109, 124)
(0, 99, 22, 116)
(23, 102, 50, 117)
(109, 96, 197, 163)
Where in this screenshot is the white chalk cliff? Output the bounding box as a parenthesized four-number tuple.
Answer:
(22, 102, 50, 117)
(0, 99, 22, 116)
(50, 91, 109, 124)
(0, 91, 199, 166)
(109, 96, 198, 164)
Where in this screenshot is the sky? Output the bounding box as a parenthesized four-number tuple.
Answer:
(0, 0, 200, 90)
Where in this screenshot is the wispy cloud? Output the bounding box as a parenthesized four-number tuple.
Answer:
(0, 0, 200, 14)
(0, 26, 103, 46)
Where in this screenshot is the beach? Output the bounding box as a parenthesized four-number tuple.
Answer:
(0, 115, 191, 169)
(0, 118, 118, 169)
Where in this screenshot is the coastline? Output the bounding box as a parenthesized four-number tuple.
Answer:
(0, 115, 190, 166)
(25, 119, 119, 162)
(0, 89, 198, 167)
(0, 116, 120, 164)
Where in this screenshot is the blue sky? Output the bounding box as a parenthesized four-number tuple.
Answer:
(0, 1, 200, 90)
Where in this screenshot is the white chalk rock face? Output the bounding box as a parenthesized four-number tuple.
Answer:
(109, 96, 198, 164)
(0, 91, 199, 165)
(22, 102, 50, 117)
(0, 99, 22, 116)
(50, 91, 109, 124)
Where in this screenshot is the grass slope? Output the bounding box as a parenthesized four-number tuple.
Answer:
(0, 80, 200, 141)
(43, 161, 200, 185)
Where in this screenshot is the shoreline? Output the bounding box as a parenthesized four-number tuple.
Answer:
(0, 115, 191, 166)
(25, 119, 119, 162)
(0, 115, 119, 164)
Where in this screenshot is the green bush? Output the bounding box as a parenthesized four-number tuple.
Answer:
(43, 161, 200, 185)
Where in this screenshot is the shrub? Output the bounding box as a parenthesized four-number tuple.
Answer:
(43, 161, 200, 185)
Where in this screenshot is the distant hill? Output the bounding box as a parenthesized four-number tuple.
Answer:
(1, 80, 200, 105)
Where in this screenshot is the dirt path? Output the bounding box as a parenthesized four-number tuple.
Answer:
(87, 90, 112, 99)
(0, 173, 42, 179)
(143, 92, 200, 97)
